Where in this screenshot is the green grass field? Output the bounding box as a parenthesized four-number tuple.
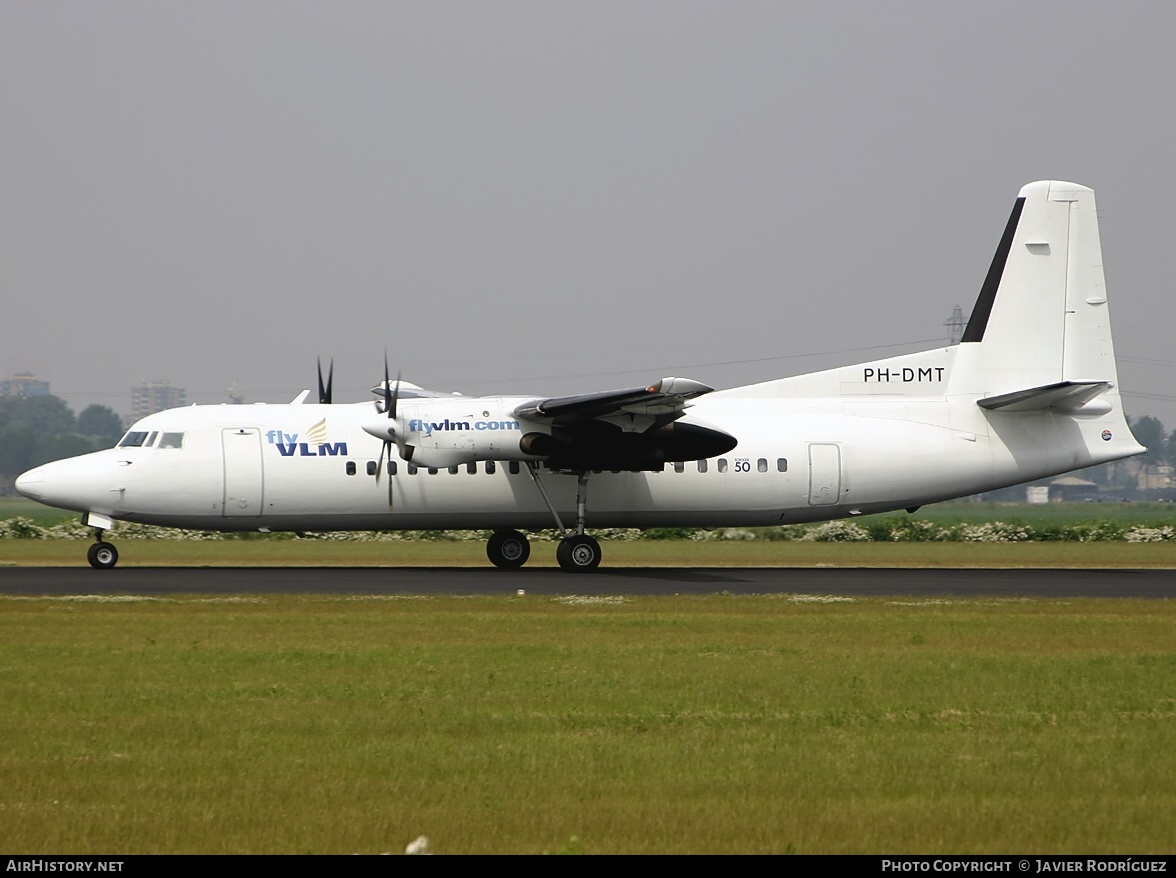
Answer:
(4, 498, 1174, 854)
(1, 594, 1173, 854)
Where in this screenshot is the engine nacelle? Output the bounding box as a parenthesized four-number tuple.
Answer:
(364, 400, 552, 468)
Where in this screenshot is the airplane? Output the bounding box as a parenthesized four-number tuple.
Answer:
(15, 180, 1145, 571)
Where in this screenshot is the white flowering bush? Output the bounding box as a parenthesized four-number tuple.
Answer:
(955, 521, 1032, 542)
(796, 520, 872, 542)
(43, 520, 114, 540)
(689, 528, 759, 541)
(111, 522, 228, 541)
(1123, 526, 1176, 542)
(886, 519, 949, 542)
(3, 512, 1176, 543)
(1067, 523, 1124, 542)
(0, 517, 45, 539)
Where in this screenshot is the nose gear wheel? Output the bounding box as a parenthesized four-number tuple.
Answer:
(86, 531, 119, 570)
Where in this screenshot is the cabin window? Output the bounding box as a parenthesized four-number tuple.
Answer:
(118, 431, 150, 447)
(777, 458, 788, 473)
(508, 461, 520, 475)
(486, 460, 496, 474)
(428, 467, 438, 475)
(346, 461, 356, 476)
(717, 459, 728, 473)
(758, 458, 768, 473)
(407, 463, 418, 475)
(366, 461, 377, 476)
(697, 460, 708, 473)
(448, 465, 459, 475)
(158, 433, 184, 449)
(388, 461, 397, 476)
(466, 462, 477, 474)
(673, 462, 684, 473)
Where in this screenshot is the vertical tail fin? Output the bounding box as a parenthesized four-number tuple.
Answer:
(950, 181, 1121, 402)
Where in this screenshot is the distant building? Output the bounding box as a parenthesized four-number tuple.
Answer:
(1026, 485, 1050, 504)
(1049, 476, 1100, 502)
(0, 372, 51, 397)
(1140, 465, 1173, 492)
(131, 380, 186, 418)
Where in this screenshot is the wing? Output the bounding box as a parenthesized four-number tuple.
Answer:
(515, 377, 713, 429)
(514, 377, 736, 471)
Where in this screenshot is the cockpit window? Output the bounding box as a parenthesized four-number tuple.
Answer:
(145, 432, 158, 447)
(158, 433, 184, 449)
(118, 431, 150, 447)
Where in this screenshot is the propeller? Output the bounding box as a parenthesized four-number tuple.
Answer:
(316, 357, 334, 405)
(371, 354, 409, 508)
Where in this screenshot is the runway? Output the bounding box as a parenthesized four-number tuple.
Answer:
(0, 566, 1173, 597)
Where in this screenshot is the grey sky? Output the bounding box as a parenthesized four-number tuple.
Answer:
(3, 2, 1175, 427)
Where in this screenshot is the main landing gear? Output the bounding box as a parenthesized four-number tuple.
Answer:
(486, 529, 530, 569)
(555, 533, 601, 572)
(484, 468, 602, 573)
(540, 469, 601, 572)
(87, 529, 119, 570)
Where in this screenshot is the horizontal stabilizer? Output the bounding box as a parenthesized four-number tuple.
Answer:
(977, 380, 1112, 413)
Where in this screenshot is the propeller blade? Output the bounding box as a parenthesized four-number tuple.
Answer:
(382, 354, 393, 418)
(390, 370, 410, 461)
(374, 355, 403, 509)
(317, 357, 334, 405)
(386, 440, 394, 508)
(374, 437, 394, 509)
(372, 355, 409, 481)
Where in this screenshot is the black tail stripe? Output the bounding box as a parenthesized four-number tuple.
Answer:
(961, 196, 1026, 343)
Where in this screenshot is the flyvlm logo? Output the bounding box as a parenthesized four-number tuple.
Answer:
(408, 417, 520, 438)
(266, 418, 348, 457)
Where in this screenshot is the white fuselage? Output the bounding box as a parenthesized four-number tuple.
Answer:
(14, 382, 1137, 534)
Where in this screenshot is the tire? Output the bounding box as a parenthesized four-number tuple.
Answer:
(487, 529, 530, 569)
(556, 534, 601, 572)
(87, 542, 119, 570)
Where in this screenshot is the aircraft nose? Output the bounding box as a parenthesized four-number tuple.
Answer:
(14, 467, 47, 501)
(14, 455, 120, 513)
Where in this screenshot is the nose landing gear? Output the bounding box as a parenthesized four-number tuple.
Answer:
(87, 529, 119, 569)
